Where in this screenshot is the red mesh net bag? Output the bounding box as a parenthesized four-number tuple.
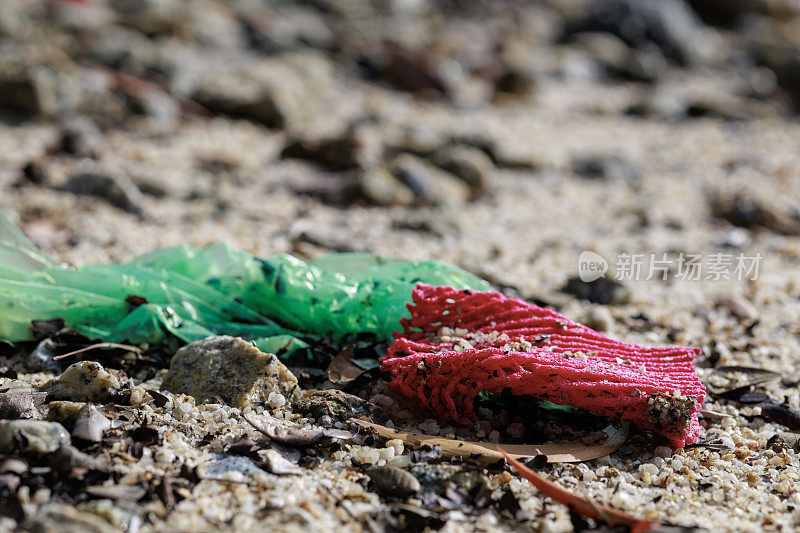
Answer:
(381, 284, 706, 448)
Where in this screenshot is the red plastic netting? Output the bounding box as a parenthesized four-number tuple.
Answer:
(382, 284, 706, 448)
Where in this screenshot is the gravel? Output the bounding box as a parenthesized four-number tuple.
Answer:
(2, 0, 800, 531)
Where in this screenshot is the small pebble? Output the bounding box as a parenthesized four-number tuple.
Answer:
(267, 392, 286, 409)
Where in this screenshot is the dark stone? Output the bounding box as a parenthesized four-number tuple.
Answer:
(561, 276, 629, 305)
(62, 169, 145, 215)
(562, 0, 704, 66)
(367, 466, 421, 499)
(295, 389, 372, 422)
(573, 154, 639, 182)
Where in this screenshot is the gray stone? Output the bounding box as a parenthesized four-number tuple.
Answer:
(198, 453, 267, 482)
(240, 4, 334, 53)
(584, 306, 615, 333)
(0, 420, 70, 454)
(86, 484, 147, 501)
(295, 389, 372, 422)
(281, 123, 383, 171)
(450, 134, 541, 170)
(562, 0, 705, 66)
(0, 392, 47, 419)
(571, 32, 667, 82)
(390, 154, 471, 206)
(396, 125, 449, 156)
(72, 404, 111, 443)
(347, 166, 415, 207)
(0, 380, 36, 394)
(77, 500, 140, 532)
(263, 448, 302, 475)
(749, 21, 800, 112)
(62, 168, 146, 216)
(367, 466, 421, 499)
(46, 401, 86, 426)
(0, 0, 30, 41)
(0, 48, 83, 117)
(59, 117, 103, 158)
(186, 0, 247, 50)
(162, 336, 299, 409)
(46, 361, 120, 403)
(573, 154, 639, 182)
(432, 145, 494, 197)
(25, 503, 116, 533)
(52, 445, 107, 472)
(561, 276, 630, 305)
(192, 51, 335, 131)
(709, 187, 800, 236)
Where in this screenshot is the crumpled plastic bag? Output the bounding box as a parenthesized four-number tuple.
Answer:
(0, 210, 491, 355)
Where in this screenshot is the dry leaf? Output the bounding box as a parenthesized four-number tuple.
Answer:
(498, 447, 657, 532)
(244, 411, 324, 447)
(700, 409, 732, 421)
(759, 403, 800, 431)
(244, 411, 353, 447)
(327, 345, 364, 384)
(350, 419, 628, 463)
(708, 365, 780, 400)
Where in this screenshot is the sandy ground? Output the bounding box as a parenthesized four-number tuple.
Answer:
(3, 1, 800, 531)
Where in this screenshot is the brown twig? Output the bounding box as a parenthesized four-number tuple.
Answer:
(52, 342, 143, 361)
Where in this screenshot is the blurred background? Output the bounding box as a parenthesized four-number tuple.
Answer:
(4, 5, 800, 529)
(0, 0, 799, 323)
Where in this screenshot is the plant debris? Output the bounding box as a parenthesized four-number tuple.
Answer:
(243, 411, 353, 447)
(499, 447, 657, 532)
(351, 419, 628, 463)
(327, 345, 365, 385)
(2, 1, 800, 530)
(707, 365, 780, 401)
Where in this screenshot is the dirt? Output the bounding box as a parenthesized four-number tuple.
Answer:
(2, 0, 800, 531)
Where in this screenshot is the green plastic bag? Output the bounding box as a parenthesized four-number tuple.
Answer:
(0, 210, 491, 355)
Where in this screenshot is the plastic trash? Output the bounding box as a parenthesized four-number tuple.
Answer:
(0, 211, 491, 355)
(1, 211, 707, 446)
(382, 284, 705, 447)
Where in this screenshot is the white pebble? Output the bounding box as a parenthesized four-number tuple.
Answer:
(130, 387, 146, 406)
(639, 463, 659, 477)
(388, 455, 412, 468)
(267, 392, 286, 409)
(155, 447, 177, 465)
(32, 488, 51, 504)
(611, 492, 632, 510)
(378, 447, 395, 461)
(354, 446, 380, 465)
(386, 439, 404, 455)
